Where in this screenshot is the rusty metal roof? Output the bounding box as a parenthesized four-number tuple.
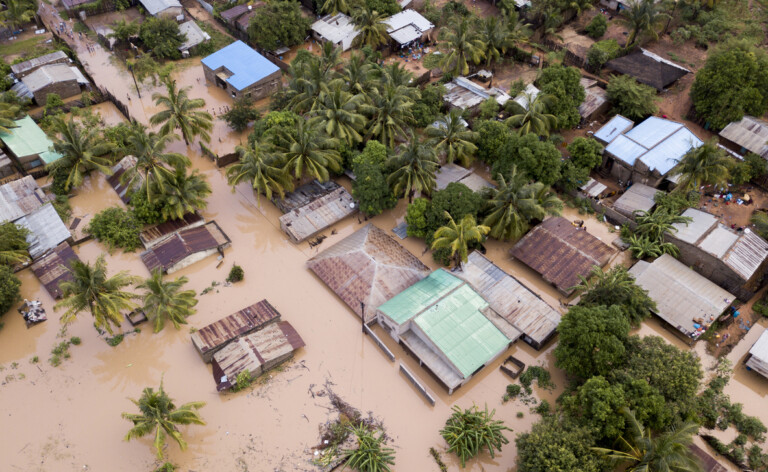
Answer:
(719, 116, 768, 158)
(0, 176, 49, 223)
(307, 224, 430, 321)
(140, 221, 230, 273)
(279, 186, 356, 243)
(106, 156, 139, 204)
(689, 445, 728, 472)
(140, 212, 204, 249)
(211, 321, 304, 390)
(191, 299, 282, 361)
(30, 242, 79, 299)
(511, 217, 615, 295)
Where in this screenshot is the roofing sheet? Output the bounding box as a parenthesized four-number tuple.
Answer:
(513, 84, 540, 110)
(606, 134, 648, 166)
(16, 203, 71, 260)
(274, 179, 338, 213)
(30, 241, 79, 299)
(748, 330, 768, 366)
(140, 221, 229, 273)
(140, 212, 204, 248)
(401, 328, 464, 389)
(579, 178, 607, 198)
(594, 114, 633, 144)
(201, 41, 280, 91)
(613, 183, 659, 217)
(435, 163, 472, 190)
(689, 444, 728, 472)
(106, 156, 140, 203)
(220, 3, 249, 20)
(10, 81, 32, 100)
(698, 225, 739, 258)
(606, 50, 688, 90)
(458, 173, 494, 192)
(629, 254, 734, 336)
(178, 21, 209, 51)
(312, 13, 359, 45)
(719, 116, 768, 158)
(384, 9, 433, 33)
(0, 116, 62, 163)
(671, 208, 718, 245)
(638, 126, 703, 175)
(722, 229, 768, 281)
(625, 116, 684, 148)
(510, 217, 615, 294)
(0, 175, 48, 223)
(21, 64, 77, 93)
(579, 85, 607, 119)
(10, 51, 68, 77)
(279, 186, 356, 243)
(444, 77, 510, 109)
(138, 0, 181, 15)
(378, 269, 463, 324)
(389, 24, 420, 45)
(307, 224, 431, 321)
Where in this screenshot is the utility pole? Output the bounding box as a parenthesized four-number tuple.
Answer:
(128, 62, 141, 99)
(360, 301, 366, 335)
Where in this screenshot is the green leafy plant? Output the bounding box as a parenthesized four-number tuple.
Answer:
(585, 14, 607, 38)
(440, 404, 510, 467)
(86, 207, 143, 252)
(226, 265, 244, 283)
(231, 371, 253, 392)
(342, 425, 395, 472)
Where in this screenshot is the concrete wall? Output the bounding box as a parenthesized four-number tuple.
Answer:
(202, 64, 281, 101)
(32, 79, 80, 105)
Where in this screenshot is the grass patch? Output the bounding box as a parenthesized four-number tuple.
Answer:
(0, 36, 49, 58)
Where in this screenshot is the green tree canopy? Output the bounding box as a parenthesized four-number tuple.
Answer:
(139, 17, 186, 59)
(492, 132, 562, 185)
(352, 162, 397, 217)
(48, 116, 115, 192)
(536, 65, 585, 130)
(150, 78, 213, 145)
(86, 207, 143, 252)
(247, 1, 311, 52)
(440, 404, 509, 468)
(386, 133, 438, 201)
(431, 213, 490, 269)
(222, 96, 260, 132)
(573, 265, 655, 327)
(562, 376, 627, 442)
(606, 75, 659, 120)
(426, 108, 478, 166)
(343, 425, 396, 472)
(0, 265, 21, 317)
(567, 137, 603, 170)
(516, 415, 603, 472)
(474, 119, 513, 165)
(138, 271, 198, 333)
(0, 222, 30, 266)
(669, 140, 731, 193)
(364, 0, 400, 15)
(437, 16, 485, 76)
(228, 142, 293, 202)
(275, 119, 342, 182)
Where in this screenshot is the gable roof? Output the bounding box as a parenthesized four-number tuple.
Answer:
(178, 21, 209, 51)
(311, 13, 360, 48)
(444, 76, 511, 109)
(719, 116, 768, 158)
(139, 221, 230, 273)
(0, 175, 49, 223)
(30, 242, 80, 299)
(0, 116, 63, 164)
(384, 9, 434, 45)
(613, 183, 659, 217)
(594, 114, 633, 144)
(510, 217, 616, 294)
(220, 3, 250, 21)
(307, 224, 430, 322)
(279, 186, 356, 243)
(606, 48, 689, 90)
(21, 64, 78, 93)
(201, 41, 280, 91)
(138, 0, 181, 16)
(10, 51, 68, 77)
(16, 203, 71, 260)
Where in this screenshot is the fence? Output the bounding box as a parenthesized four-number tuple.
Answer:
(364, 324, 395, 362)
(399, 363, 436, 406)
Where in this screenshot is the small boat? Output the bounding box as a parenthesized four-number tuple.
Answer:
(18, 299, 47, 327)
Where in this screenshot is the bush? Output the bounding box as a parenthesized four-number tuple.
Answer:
(129, 190, 166, 226)
(86, 207, 143, 252)
(503, 384, 522, 402)
(412, 84, 445, 128)
(231, 371, 253, 392)
(139, 16, 185, 59)
(587, 39, 620, 71)
(223, 96, 260, 132)
(440, 405, 510, 468)
(606, 75, 659, 120)
(536, 65, 585, 130)
(247, 1, 311, 52)
(0, 265, 21, 317)
(585, 14, 607, 38)
(226, 264, 244, 283)
(70, 336, 82, 346)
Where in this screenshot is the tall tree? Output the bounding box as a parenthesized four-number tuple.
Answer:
(431, 213, 490, 269)
(227, 142, 293, 202)
(366, 84, 415, 148)
(150, 78, 213, 145)
(438, 17, 485, 76)
(48, 116, 115, 192)
(669, 141, 731, 193)
(156, 168, 211, 221)
(310, 84, 369, 146)
(505, 92, 558, 137)
(286, 58, 333, 114)
(0, 0, 36, 31)
(621, 0, 671, 49)
(478, 16, 511, 71)
(54, 255, 140, 334)
(122, 380, 206, 459)
(124, 126, 190, 202)
(353, 7, 390, 48)
(426, 109, 478, 166)
(387, 133, 439, 202)
(138, 271, 198, 333)
(573, 265, 656, 327)
(275, 120, 342, 182)
(341, 53, 376, 97)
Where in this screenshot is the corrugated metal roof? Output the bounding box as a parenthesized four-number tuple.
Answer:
(606, 134, 650, 166)
(689, 444, 728, 472)
(220, 3, 249, 21)
(625, 116, 682, 147)
(510, 217, 615, 294)
(178, 21, 209, 51)
(444, 77, 510, 109)
(10, 51, 68, 77)
(30, 241, 79, 299)
(579, 178, 607, 198)
(21, 64, 77, 93)
(594, 114, 633, 144)
(606, 50, 688, 90)
(458, 252, 560, 346)
(629, 254, 734, 337)
(579, 84, 607, 119)
(0, 176, 48, 223)
(140, 212, 204, 248)
(106, 156, 140, 203)
(312, 13, 360, 47)
(0, 116, 62, 163)
(698, 225, 739, 258)
(613, 183, 659, 217)
(191, 299, 281, 361)
(722, 229, 768, 281)
(639, 126, 703, 175)
(279, 186, 356, 243)
(274, 179, 338, 213)
(140, 221, 230, 273)
(10, 81, 32, 100)
(671, 208, 717, 245)
(385, 9, 433, 45)
(378, 269, 463, 324)
(513, 84, 540, 110)
(307, 224, 431, 322)
(719, 116, 768, 158)
(435, 163, 472, 190)
(138, 0, 181, 15)
(16, 203, 71, 260)
(201, 41, 280, 91)
(747, 329, 768, 374)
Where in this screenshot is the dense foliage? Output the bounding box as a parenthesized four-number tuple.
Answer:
(440, 405, 509, 468)
(139, 17, 185, 59)
(223, 97, 260, 132)
(516, 416, 603, 472)
(585, 14, 607, 38)
(574, 265, 656, 327)
(247, 1, 312, 52)
(86, 207, 143, 252)
(536, 65, 585, 130)
(606, 75, 659, 120)
(492, 132, 563, 185)
(0, 265, 21, 318)
(587, 39, 620, 71)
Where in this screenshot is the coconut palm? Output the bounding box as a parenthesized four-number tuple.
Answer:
(48, 116, 115, 192)
(376, 62, 419, 99)
(286, 58, 332, 114)
(572, 265, 656, 327)
(634, 207, 692, 241)
(156, 168, 211, 221)
(353, 7, 390, 49)
(366, 85, 415, 148)
(0, 222, 29, 266)
(343, 425, 396, 472)
(669, 141, 731, 193)
(150, 78, 213, 145)
(0, 0, 36, 31)
(387, 133, 439, 202)
(622, 0, 671, 49)
(310, 84, 370, 146)
(432, 213, 491, 270)
(123, 126, 190, 202)
(505, 92, 559, 136)
(426, 109, 478, 166)
(318, 40, 343, 75)
(592, 408, 702, 472)
(54, 255, 140, 334)
(627, 233, 679, 259)
(137, 270, 198, 333)
(274, 120, 342, 182)
(0, 102, 20, 134)
(341, 53, 376, 97)
(227, 142, 293, 202)
(122, 380, 206, 459)
(438, 17, 486, 76)
(321, 0, 353, 15)
(478, 16, 512, 71)
(482, 169, 563, 241)
(506, 12, 531, 51)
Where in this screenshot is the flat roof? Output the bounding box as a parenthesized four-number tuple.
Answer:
(201, 41, 280, 91)
(178, 21, 209, 51)
(0, 175, 48, 223)
(0, 116, 62, 164)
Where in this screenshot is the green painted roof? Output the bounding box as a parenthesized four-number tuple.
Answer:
(0, 115, 62, 164)
(414, 283, 509, 377)
(378, 269, 463, 324)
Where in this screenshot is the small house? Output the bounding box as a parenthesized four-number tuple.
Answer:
(277, 181, 356, 243)
(311, 13, 360, 51)
(384, 9, 434, 49)
(612, 183, 660, 218)
(201, 41, 282, 100)
(718, 116, 768, 159)
(10, 51, 69, 78)
(746, 330, 768, 379)
(21, 63, 87, 105)
(220, 3, 264, 30)
(511, 83, 540, 110)
(443, 77, 510, 113)
(15, 203, 72, 260)
(178, 21, 210, 53)
(376, 269, 513, 394)
(138, 0, 182, 18)
(510, 217, 616, 295)
(307, 224, 430, 321)
(61, 0, 101, 10)
(139, 212, 205, 248)
(191, 299, 282, 362)
(605, 48, 689, 91)
(212, 321, 305, 391)
(579, 78, 609, 122)
(665, 208, 768, 300)
(30, 242, 80, 299)
(0, 116, 63, 171)
(629, 253, 734, 342)
(139, 220, 231, 274)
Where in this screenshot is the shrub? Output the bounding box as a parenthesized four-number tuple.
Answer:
(343, 425, 396, 472)
(587, 39, 620, 71)
(226, 264, 244, 283)
(503, 384, 522, 402)
(231, 371, 253, 392)
(0, 266, 21, 317)
(86, 207, 142, 252)
(585, 14, 607, 38)
(606, 75, 659, 120)
(440, 404, 510, 468)
(223, 96, 260, 132)
(70, 337, 82, 346)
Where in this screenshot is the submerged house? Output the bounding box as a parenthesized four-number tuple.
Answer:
(605, 49, 689, 91)
(212, 321, 305, 391)
(629, 253, 734, 342)
(139, 212, 205, 249)
(665, 208, 768, 301)
(20, 63, 88, 105)
(10, 51, 69, 78)
(719, 116, 768, 159)
(277, 180, 356, 243)
(595, 115, 703, 187)
(178, 21, 210, 53)
(384, 9, 434, 49)
(201, 41, 282, 100)
(307, 224, 430, 321)
(191, 299, 282, 362)
(0, 116, 63, 172)
(139, 220, 231, 274)
(311, 13, 360, 51)
(511, 217, 616, 295)
(30, 242, 80, 299)
(15, 203, 72, 260)
(376, 270, 513, 394)
(746, 330, 768, 379)
(106, 156, 140, 203)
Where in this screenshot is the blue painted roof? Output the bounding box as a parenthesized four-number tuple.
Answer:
(640, 127, 702, 175)
(201, 41, 280, 91)
(625, 116, 683, 148)
(606, 135, 648, 166)
(594, 114, 633, 143)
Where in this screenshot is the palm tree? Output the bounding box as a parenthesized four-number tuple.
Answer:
(440, 404, 510, 468)
(227, 142, 293, 202)
(54, 255, 140, 334)
(343, 425, 396, 472)
(505, 92, 558, 136)
(426, 109, 478, 166)
(0, 0, 36, 31)
(137, 270, 198, 333)
(156, 168, 212, 221)
(321, 0, 352, 15)
(124, 127, 190, 202)
(366, 85, 415, 148)
(572, 265, 656, 327)
(669, 141, 731, 193)
(275, 120, 342, 182)
(0, 102, 20, 134)
(634, 208, 692, 241)
(48, 116, 115, 192)
(593, 408, 702, 472)
(0, 222, 29, 266)
(150, 78, 213, 145)
(622, 0, 671, 49)
(286, 58, 332, 114)
(482, 169, 563, 240)
(505, 12, 531, 52)
(310, 84, 369, 146)
(478, 17, 511, 71)
(122, 380, 206, 459)
(353, 7, 390, 49)
(341, 53, 376, 97)
(627, 233, 680, 259)
(377, 62, 420, 100)
(438, 17, 486, 76)
(318, 40, 343, 76)
(387, 133, 439, 202)
(432, 213, 490, 269)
